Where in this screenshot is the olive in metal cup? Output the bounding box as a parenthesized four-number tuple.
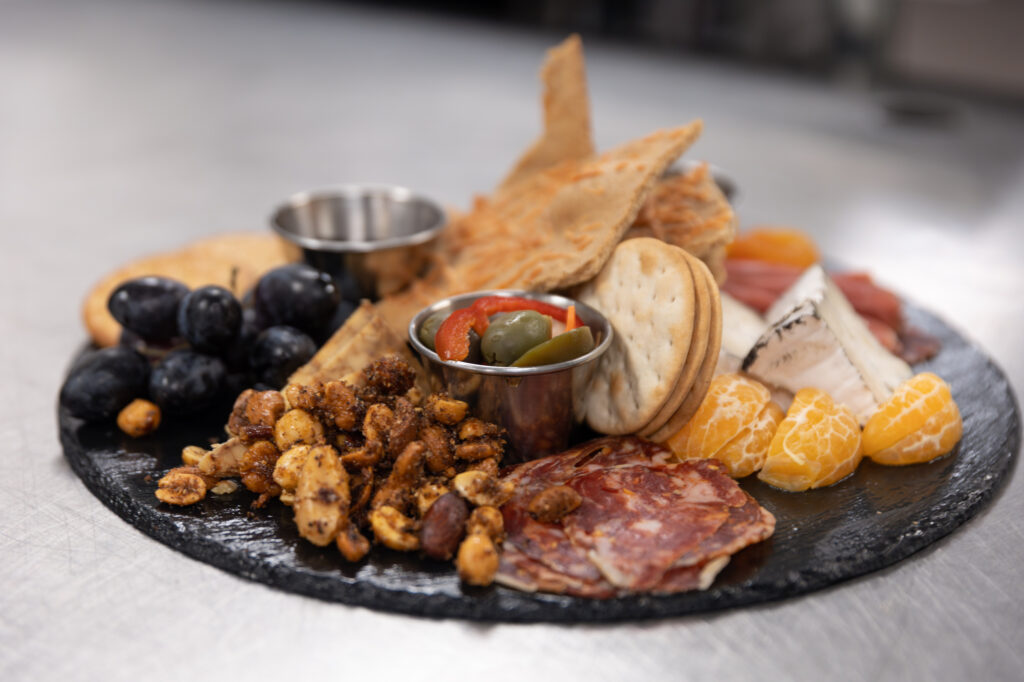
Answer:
(270, 185, 445, 300)
(409, 291, 613, 464)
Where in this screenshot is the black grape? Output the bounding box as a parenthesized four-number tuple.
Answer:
(253, 264, 339, 336)
(60, 347, 149, 421)
(108, 276, 188, 342)
(148, 350, 226, 415)
(249, 326, 316, 389)
(177, 285, 242, 354)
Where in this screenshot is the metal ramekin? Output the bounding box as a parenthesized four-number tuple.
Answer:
(270, 184, 446, 300)
(409, 290, 613, 463)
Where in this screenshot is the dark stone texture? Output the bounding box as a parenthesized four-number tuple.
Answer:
(59, 304, 1019, 622)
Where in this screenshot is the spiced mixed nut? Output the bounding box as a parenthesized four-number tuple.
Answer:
(155, 354, 512, 586)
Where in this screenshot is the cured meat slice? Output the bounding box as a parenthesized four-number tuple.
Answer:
(495, 543, 616, 598)
(562, 461, 741, 590)
(500, 436, 673, 583)
(721, 258, 940, 363)
(670, 492, 774, 568)
(652, 556, 731, 594)
(502, 504, 606, 583)
(501, 436, 671, 489)
(496, 437, 776, 598)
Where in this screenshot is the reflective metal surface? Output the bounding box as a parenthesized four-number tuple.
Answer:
(271, 185, 445, 298)
(409, 290, 612, 461)
(3, 0, 1024, 680)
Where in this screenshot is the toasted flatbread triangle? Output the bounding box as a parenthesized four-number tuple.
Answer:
(627, 162, 736, 261)
(498, 34, 595, 192)
(375, 122, 704, 335)
(463, 121, 704, 293)
(288, 302, 428, 394)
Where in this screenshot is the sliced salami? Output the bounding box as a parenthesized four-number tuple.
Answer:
(562, 463, 732, 590)
(671, 492, 775, 569)
(496, 437, 775, 598)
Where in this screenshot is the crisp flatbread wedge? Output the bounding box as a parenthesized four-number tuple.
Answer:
(287, 301, 376, 386)
(288, 302, 428, 395)
(82, 232, 297, 347)
(626, 162, 735, 281)
(498, 34, 595, 191)
(638, 253, 711, 437)
(377, 123, 704, 336)
(649, 259, 723, 442)
(576, 238, 698, 435)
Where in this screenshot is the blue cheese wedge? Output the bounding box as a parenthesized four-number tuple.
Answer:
(742, 265, 911, 424)
(716, 292, 767, 375)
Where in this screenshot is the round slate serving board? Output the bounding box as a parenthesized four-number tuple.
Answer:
(59, 305, 1020, 622)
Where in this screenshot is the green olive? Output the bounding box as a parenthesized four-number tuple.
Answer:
(481, 310, 551, 366)
(418, 310, 449, 351)
(511, 326, 595, 367)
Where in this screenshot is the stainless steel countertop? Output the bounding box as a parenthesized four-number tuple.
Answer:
(2, 1, 1022, 680)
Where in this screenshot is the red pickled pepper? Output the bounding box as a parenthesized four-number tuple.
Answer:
(434, 296, 573, 361)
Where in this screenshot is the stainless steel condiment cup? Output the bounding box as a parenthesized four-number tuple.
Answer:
(409, 290, 613, 464)
(270, 184, 445, 300)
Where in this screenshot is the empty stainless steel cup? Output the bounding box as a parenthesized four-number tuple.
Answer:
(409, 290, 613, 463)
(270, 185, 445, 300)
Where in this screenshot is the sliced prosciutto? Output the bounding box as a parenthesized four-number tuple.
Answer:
(721, 258, 939, 363)
(495, 437, 776, 598)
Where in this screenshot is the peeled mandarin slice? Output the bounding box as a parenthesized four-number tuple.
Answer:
(862, 372, 962, 465)
(725, 227, 820, 268)
(714, 401, 785, 478)
(663, 374, 772, 470)
(758, 388, 862, 492)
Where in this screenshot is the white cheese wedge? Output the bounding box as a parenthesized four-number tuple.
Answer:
(742, 265, 911, 424)
(715, 293, 767, 375)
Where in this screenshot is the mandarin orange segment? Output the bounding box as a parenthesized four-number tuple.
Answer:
(663, 374, 772, 474)
(863, 372, 962, 465)
(725, 227, 820, 268)
(758, 388, 862, 492)
(714, 400, 785, 478)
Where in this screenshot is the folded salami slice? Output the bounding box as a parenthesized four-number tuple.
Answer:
(562, 462, 735, 590)
(500, 437, 670, 583)
(670, 491, 774, 569)
(495, 437, 775, 598)
(496, 543, 617, 599)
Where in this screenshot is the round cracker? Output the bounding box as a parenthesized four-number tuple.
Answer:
(82, 233, 297, 347)
(649, 258, 723, 442)
(577, 238, 696, 435)
(638, 253, 711, 436)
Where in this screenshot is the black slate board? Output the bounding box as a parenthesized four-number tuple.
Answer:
(59, 305, 1020, 622)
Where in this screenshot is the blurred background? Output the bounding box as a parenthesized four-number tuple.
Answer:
(363, 0, 1024, 100)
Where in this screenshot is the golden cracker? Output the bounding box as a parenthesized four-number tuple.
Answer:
(649, 258, 723, 442)
(638, 253, 711, 437)
(576, 238, 696, 435)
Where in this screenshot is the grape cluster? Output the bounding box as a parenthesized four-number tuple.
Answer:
(61, 264, 354, 423)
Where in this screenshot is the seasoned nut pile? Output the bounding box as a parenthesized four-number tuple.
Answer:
(155, 354, 513, 586)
